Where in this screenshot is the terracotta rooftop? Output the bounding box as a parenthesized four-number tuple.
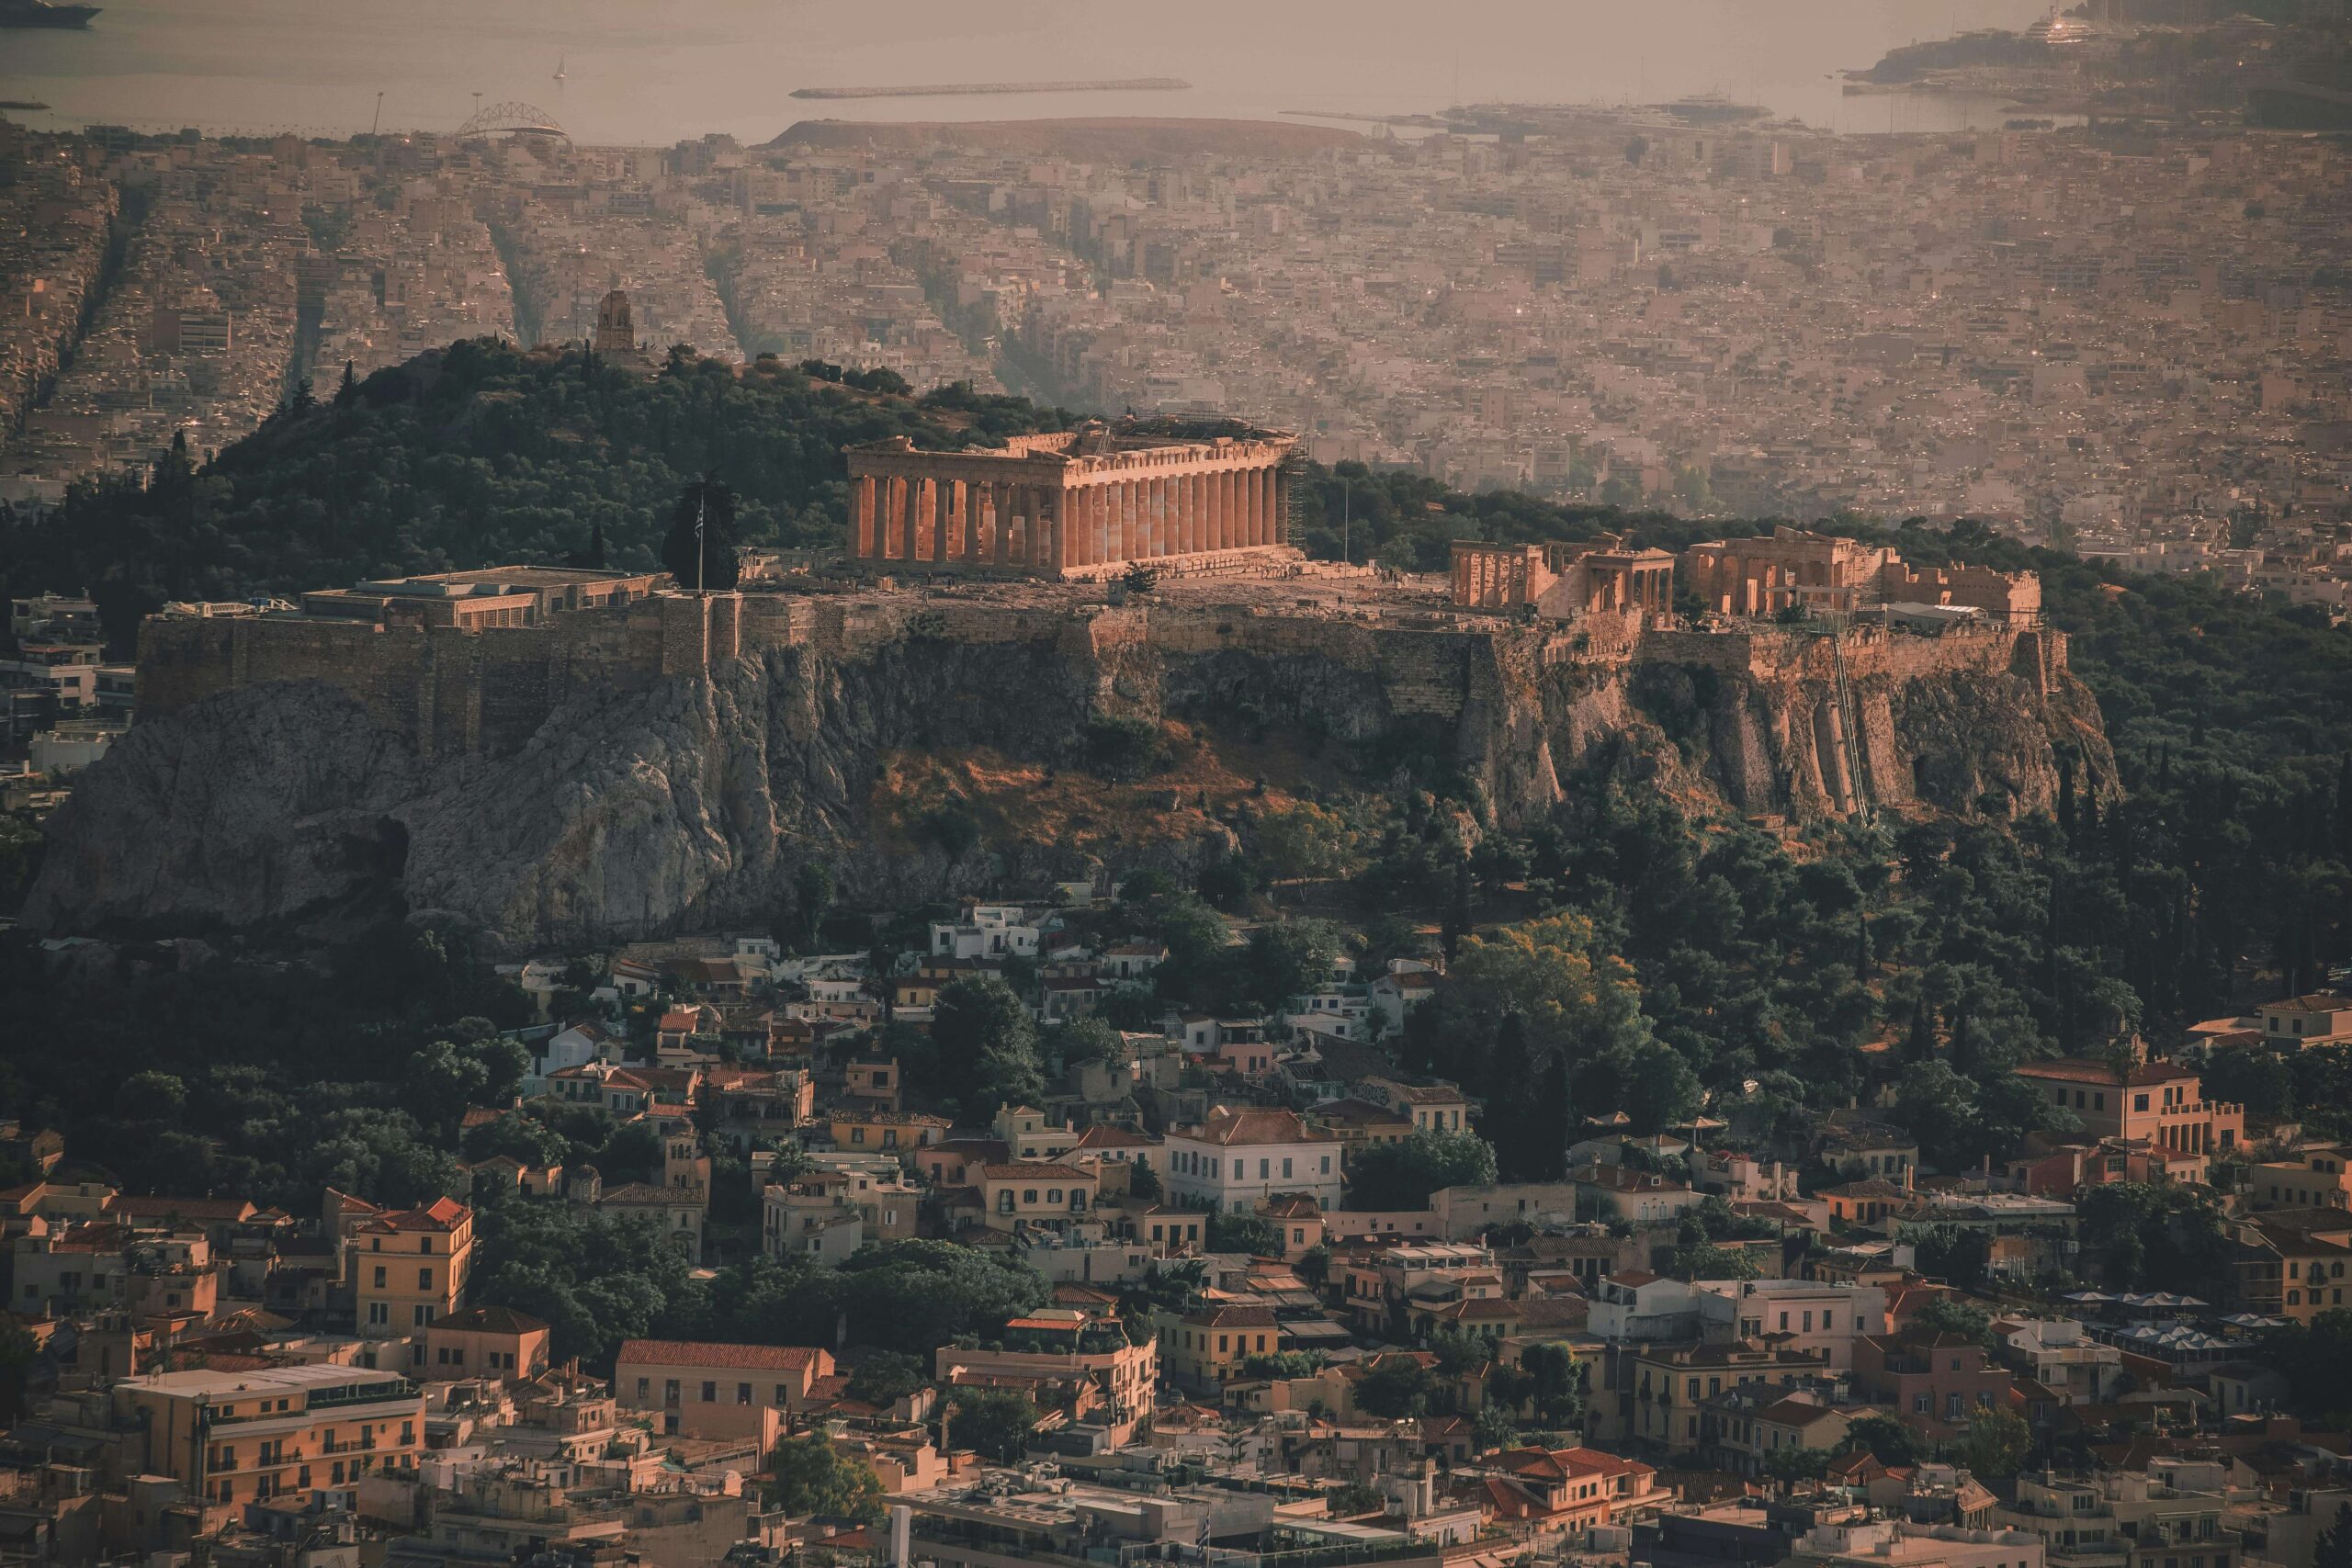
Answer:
(617, 1339, 828, 1371)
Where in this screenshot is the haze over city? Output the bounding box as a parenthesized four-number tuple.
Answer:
(0, 5, 2348, 1568)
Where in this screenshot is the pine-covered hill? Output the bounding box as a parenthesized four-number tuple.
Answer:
(0, 340, 1075, 648)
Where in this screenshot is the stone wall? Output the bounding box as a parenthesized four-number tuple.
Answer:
(51, 593, 2109, 949)
(141, 594, 2075, 765)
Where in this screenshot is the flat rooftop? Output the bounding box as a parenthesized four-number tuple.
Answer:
(127, 1362, 413, 1397)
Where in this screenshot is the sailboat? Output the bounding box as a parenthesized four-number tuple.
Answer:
(553, 54, 567, 84)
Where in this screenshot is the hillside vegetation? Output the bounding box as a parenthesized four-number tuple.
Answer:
(0, 342, 2346, 1195)
(0, 339, 1071, 648)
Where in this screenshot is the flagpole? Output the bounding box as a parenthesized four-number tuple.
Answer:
(695, 490, 706, 594)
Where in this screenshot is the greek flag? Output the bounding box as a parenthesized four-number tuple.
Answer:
(1198, 1512, 1213, 1550)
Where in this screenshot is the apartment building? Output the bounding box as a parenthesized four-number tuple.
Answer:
(113, 1364, 424, 1507)
(348, 1196, 473, 1345)
(612, 1338, 837, 1440)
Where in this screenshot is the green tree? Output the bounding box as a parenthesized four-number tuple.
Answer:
(1669, 1243, 1761, 1281)
(764, 1433, 884, 1522)
(1347, 1129, 1499, 1211)
(1521, 1343, 1585, 1428)
(1353, 1356, 1440, 1418)
(1763, 1447, 1832, 1486)
(1472, 1399, 1520, 1453)
(1243, 919, 1347, 1010)
(845, 1349, 927, 1408)
(931, 977, 1038, 1108)
(1207, 1211, 1283, 1256)
(2313, 1504, 2352, 1568)
(1911, 1294, 2000, 1351)
(951, 1387, 1040, 1462)
(1957, 1405, 2031, 1479)
(789, 862, 835, 952)
(1128, 1154, 1162, 1201)
(1901, 1223, 1992, 1292)
(1842, 1413, 1922, 1467)
(116, 1070, 188, 1122)
(1295, 1244, 1333, 1292)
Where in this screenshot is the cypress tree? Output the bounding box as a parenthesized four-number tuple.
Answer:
(1535, 1056, 1571, 1181)
(1489, 1013, 1532, 1179)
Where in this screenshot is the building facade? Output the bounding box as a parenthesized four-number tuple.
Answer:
(844, 419, 1296, 580)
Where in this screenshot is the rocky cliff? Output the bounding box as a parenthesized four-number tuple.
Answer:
(25, 604, 2112, 952)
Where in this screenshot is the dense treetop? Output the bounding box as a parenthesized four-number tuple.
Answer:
(0, 339, 1072, 647)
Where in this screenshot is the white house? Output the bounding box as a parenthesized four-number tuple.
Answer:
(929, 902, 1040, 960)
(1283, 984, 1372, 1044)
(526, 1021, 620, 1096)
(1370, 962, 1441, 1032)
(1162, 1108, 1343, 1213)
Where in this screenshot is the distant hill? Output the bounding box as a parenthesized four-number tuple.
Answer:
(0, 339, 1074, 648)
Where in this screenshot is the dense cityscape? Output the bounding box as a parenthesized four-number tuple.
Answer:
(1, 6, 2351, 1568)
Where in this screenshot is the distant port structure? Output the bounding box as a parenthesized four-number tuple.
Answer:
(453, 100, 568, 140)
(791, 77, 1191, 101)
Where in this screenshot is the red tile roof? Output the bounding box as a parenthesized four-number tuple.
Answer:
(1184, 1109, 1334, 1146)
(616, 1339, 828, 1371)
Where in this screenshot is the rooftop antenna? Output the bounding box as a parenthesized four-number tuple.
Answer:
(554, 53, 567, 85)
(370, 91, 383, 137)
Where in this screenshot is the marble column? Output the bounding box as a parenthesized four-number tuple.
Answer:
(1248, 468, 1267, 547)
(1272, 465, 1289, 547)
(933, 478, 953, 565)
(1149, 477, 1169, 558)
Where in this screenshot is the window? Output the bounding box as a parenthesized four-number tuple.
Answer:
(701, 1381, 718, 1403)
(637, 1378, 650, 1398)
(2135, 1093, 2151, 1111)
(737, 1382, 752, 1404)
(665, 1380, 680, 1404)
(1283, 1158, 1294, 1179)
(1260, 1159, 1271, 1179)
(373, 1267, 387, 1289)
(418, 1268, 434, 1290)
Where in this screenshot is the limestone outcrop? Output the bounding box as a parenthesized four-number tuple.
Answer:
(26, 602, 2113, 952)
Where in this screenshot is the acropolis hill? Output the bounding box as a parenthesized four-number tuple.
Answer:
(30, 513, 2110, 952)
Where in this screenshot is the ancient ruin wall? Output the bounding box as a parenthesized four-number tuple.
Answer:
(139, 596, 2076, 762)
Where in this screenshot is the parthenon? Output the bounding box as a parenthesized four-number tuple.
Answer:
(843, 419, 1298, 579)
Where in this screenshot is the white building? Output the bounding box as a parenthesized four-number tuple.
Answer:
(929, 901, 1039, 960)
(1162, 1108, 1343, 1213)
